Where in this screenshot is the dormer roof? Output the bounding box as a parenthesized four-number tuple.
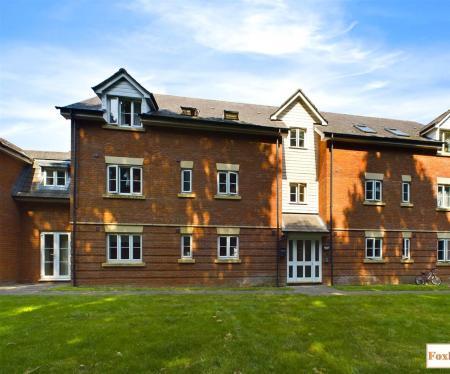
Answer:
(91, 68, 158, 111)
(419, 109, 450, 136)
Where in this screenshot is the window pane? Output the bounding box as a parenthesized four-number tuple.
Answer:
(108, 166, 117, 192)
(218, 172, 227, 193)
(44, 234, 54, 276)
(305, 240, 312, 261)
(132, 236, 141, 260)
(297, 240, 303, 261)
(315, 241, 320, 261)
(120, 167, 131, 193)
(298, 184, 305, 202)
(438, 240, 445, 261)
(133, 101, 141, 127)
(182, 170, 191, 192)
(219, 237, 227, 257)
(132, 168, 142, 194)
(290, 129, 297, 147)
(120, 235, 130, 260)
(290, 185, 297, 202)
(365, 181, 373, 200)
(305, 265, 311, 278)
(315, 265, 320, 277)
(366, 239, 373, 257)
(229, 237, 238, 257)
(182, 236, 191, 257)
(46, 171, 54, 185)
(297, 266, 303, 278)
(288, 265, 293, 278)
(120, 99, 132, 126)
(56, 171, 66, 186)
(109, 235, 118, 259)
(288, 240, 293, 261)
(109, 97, 118, 123)
(375, 181, 381, 201)
(229, 173, 237, 194)
(298, 130, 305, 147)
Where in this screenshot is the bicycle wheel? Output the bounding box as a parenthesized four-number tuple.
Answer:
(415, 276, 424, 285)
(431, 276, 442, 286)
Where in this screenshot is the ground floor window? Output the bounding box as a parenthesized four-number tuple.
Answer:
(181, 235, 192, 258)
(365, 238, 382, 259)
(437, 239, 450, 262)
(40, 232, 70, 280)
(218, 236, 239, 259)
(107, 234, 142, 263)
(402, 238, 411, 260)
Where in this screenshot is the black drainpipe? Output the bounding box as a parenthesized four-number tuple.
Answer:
(70, 110, 78, 287)
(329, 134, 334, 286)
(275, 129, 280, 287)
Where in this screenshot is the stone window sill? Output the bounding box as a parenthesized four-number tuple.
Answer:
(102, 194, 146, 200)
(102, 124, 146, 132)
(178, 193, 196, 198)
(436, 207, 450, 212)
(437, 151, 450, 157)
(288, 146, 307, 150)
(401, 259, 414, 264)
(102, 262, 146, 267)
(178, 258, 195, 264)
(363, 259, 387, 264)
(214, 195, 242, 200)
(363, 201, 386, 206)
(215, 258, 242, 264)
(400, 203, 414, 208)
(436, 262, 450, 267)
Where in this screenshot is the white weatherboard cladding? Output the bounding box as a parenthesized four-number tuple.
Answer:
(108, 79, 142, 98)
(441, 116, 450, 130)
(281, 101, 319, 214)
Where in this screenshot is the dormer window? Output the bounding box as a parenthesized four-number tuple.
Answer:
(440, 130, 450, 153)
(108, 97, 141, 127)
(43, 168, 67, 187)
(181, 106, 198, 117)
(224, 110, 239, 121)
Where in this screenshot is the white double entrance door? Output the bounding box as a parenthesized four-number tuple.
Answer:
(40, 232, 71, 281)
(287, 236, 322, 283)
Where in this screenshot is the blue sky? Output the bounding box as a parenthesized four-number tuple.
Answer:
(0, 0, 449, 151)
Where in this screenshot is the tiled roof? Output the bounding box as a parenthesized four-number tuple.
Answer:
(25, 150, 70, 161)
(282, 214, 328, 232)
(420, 109, 450, 135)
(0, 138, 32, 163)
(62, 93, 442, 143)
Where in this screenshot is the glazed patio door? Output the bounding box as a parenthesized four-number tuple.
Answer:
(287, 238, 321, 283)
(40, 232, 71, 281)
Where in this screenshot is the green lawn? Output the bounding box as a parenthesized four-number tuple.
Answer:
(335, 284, 450, 292)
(1, 294, 449, 373)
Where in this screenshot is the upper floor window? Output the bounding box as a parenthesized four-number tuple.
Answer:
(440, 130, 450, 153)
(108, 97, 141, 127)
(107, 165, 142, 195)
(438, 239, 450, 262)
(289, 128, 305, 148)
(181, 235, 192, 259)
(402, 182, 411, 203)
(365, 180, 382, 202)
(43, 168, 67, 187)
(437, 184, 450, 208)
(181, 169, 192, 193)
(365, 238, 382, 260)
(107, 234, 142, 263)
(290, 183, 306, 204)
(217, 171, 238, 195)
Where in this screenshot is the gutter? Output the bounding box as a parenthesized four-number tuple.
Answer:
(275, 129, 281, 287)
(70, 109, 78, 287)
(329, 134, 334, 286)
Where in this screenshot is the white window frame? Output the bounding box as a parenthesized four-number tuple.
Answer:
(402, 182, 411, 203)
(440, 130, 450, 153)
(437, 239, 450, 262)
(365, 237, 383, 260)
(181, 169, 192, 193)
(180, 235, 193, 259)
(40, 232, 71, 281)
(108, 96, 142, 128)
(106, 234, 142, 263)
(437, 184, 450, 208)
(289, 128, 306, 148)
(289, 183, 307, 204)
(402, 238, 411, 260)
(107, 165, 142, 195)
(365, 180, 382, 202)
(43, 168, 68, 187)
(217, 236, 239, 259)
(217, 171, 239, 195)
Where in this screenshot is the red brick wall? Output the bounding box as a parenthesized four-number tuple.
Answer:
(18, 202, 70, 283)
(319, 141, 450, 284)
(0, 152, 25, 282)
(74, 121, 282, 285)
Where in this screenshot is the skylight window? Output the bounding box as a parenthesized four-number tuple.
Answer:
(224, 110, 239, 121)
(385, 128, 410, 137)
(181, 106, 198, 117)
(354, 124, 377, 134)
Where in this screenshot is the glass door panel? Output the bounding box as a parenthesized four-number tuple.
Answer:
(41, 233, 71, 280)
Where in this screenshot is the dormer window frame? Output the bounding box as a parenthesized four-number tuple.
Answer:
(107, 96, 142, 128)
(224, 110, 239, 121)
(181, 106, 198, 117)
(42, 167, 68, 188)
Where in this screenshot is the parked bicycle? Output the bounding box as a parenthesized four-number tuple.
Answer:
(415, 268, 441, 286)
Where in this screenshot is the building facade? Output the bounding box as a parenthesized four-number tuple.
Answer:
(0, 68, 449, 286)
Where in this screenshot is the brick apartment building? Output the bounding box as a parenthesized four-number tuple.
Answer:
(0, 68, 449, 285)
